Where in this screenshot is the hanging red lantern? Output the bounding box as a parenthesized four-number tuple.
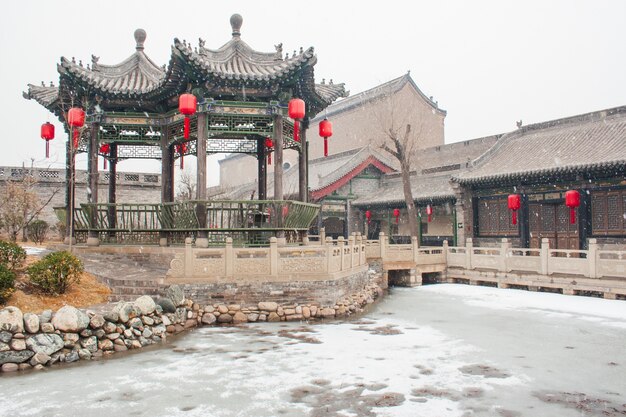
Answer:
(288, 98, 305, 142)
(40, 122, 55, 158)
(426, 204, 433, 223)
(393, 208, 400, 224)
(565, 190, 580, 224)
(265, 137, 273, 165)
(365, 210, 372, 224)
(179, 93, 197, 140)
(67, 107, 85, 148)
(176, 142, 187, 169)
(507, 194, 521, 225)
(319, 118, 333, 157)
(99, 143, 110, 170)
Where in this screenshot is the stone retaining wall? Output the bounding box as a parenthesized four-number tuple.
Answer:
(0, 275, 383, 374)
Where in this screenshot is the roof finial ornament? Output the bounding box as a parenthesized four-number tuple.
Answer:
(199, 38, 206, 48)
(321, 78, 326, 84)
(134, 29, 146, 51)
(230, 13, 243, 37)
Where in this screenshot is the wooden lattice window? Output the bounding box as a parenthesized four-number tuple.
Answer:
(592, 189, 626, 235)
(476, 197, 519, 237)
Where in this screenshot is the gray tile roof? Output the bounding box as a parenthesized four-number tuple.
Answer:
(454, 106, 626, 185)
(353, 173, 455, 206)
(23, 84, 59, 108)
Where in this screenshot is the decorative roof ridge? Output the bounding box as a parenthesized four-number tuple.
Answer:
(457, 105, 626, 179)
(311, 72, 444, 122)
(315, 146, 394, 186)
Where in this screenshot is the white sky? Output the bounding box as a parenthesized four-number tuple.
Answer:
(1, 0, 624, 186)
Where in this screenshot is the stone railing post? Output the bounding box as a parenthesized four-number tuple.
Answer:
(348, 235, 355, 268)
(225, 237, 234, 278)
(540, 238, 549, 275)
(270, 237, 278, 276)
(412, 236, 419, 263)
(356, 234, 364, 265)
(326, 236, 334, 272)
(465, 238, 473, 270)
(588, 238, 598, 278)
(184, 237, 194, 278)
(338, 236, 345, 271)
(302, 236, 310, 246)
(443, 240, 449, 265)
(379, 232, 387, 260)
(500, 238, 511, 272)
(320, 227, 326, 245)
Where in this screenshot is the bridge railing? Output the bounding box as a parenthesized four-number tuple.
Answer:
(443, 238, 625, 279)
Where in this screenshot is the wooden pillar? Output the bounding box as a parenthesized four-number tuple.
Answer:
(273, 113, 283, 201)
(107, 143, 117, 237)
(196, 113, 208, 247)
(64, 139, 75, 243)
(257, 137, 267, 200)
(520, 193, 530, 248)
(160, 132, 173, 246)
(579, 188, 592, 250)
(298, 119, 309, 202)
(86, 121, 99, 246)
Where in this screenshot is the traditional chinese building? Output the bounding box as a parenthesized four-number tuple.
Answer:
(24, 14, 346, 245)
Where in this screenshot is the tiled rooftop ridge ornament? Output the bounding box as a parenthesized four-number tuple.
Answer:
(134, 28, 147, 51)
(230, 13, 243, 37)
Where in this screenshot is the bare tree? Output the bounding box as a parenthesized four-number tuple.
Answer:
(370, 87, 433, 238)
(0, 175, 60, 242)
(176, 170, 197, 201)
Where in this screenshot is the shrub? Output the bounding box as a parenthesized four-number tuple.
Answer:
(27, 220, 49, 245)
(0, 240, 27, 270)
(27, 251, 83, 295)
(0, 264, 16, 303)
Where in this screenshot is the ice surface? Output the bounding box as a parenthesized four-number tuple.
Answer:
(0, 284, 624, 417)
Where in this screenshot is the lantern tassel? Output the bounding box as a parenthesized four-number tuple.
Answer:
(180, 153, 184, 170)
(395, 216, 399, 224)
(570, 208, 576, 224)
(103, 157, 107, 170)
(184, 117, 190, 139)
(268, 152, 271, 165)
(324, 137, 328, 157)
(72, 129, 79, 149)
(512, 211, 517, 225)
(294, 121, 300, 142)
(428, 214, 432, 223)
(45, 141, 50, 159)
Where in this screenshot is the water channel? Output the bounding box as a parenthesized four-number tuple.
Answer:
(1, 284, 625, 417)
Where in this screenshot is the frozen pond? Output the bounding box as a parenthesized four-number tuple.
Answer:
(1, 284, 625, 417)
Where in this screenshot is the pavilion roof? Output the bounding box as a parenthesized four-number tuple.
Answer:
(25, 15, 347, 117)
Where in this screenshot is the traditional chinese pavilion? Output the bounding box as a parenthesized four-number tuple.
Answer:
(24, 14, 348, 246)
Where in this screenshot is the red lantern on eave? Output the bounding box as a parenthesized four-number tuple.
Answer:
(179, 93, 197, 140)
(365, 210, 372, 224)
(288, 98, 305, 142)
(67, 107, 85, 149)
(265, 137, 274, 165)
(508, 194, 521, 225)
(393, 208, 400, 224)
(426, 204, 433, 223)
(99, 143, 110, 170)
(319, 118, 333, 157)
(565, 190, 580, 224)
(40, 122, 55, 158)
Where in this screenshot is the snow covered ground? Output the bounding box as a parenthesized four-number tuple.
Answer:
(0, 284, 624, 417)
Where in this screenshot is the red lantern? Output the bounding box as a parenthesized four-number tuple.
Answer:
(508, 194, 521, 225)
(179, 93, 197, 140)
(319, 118, 333, 157)
(100, 143, 110, 170)
(565, 190, 580, 224)
(282, 205, 289, 219)
(365, 210, 372, 224)
(67, 107, 85, 148)
(265, 137, 273, 165)
(426, 204, 433, 223)
(393, 208, 400, 224)
(176, 142, 187, 169)
(40, 122, 55, 158)
(288, 98, 305, 142)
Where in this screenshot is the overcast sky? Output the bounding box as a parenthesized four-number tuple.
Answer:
(1, 0, 624, 186)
